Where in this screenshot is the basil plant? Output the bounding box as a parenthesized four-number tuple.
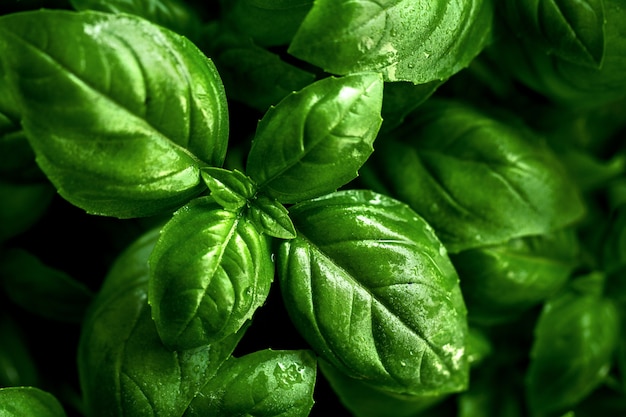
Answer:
(0, 1, 625, 417)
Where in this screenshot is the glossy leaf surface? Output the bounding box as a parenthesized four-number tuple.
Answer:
(369, 99, 585, 252)
(278, 190, 468, 396)
(0, 387, 67, 417)
(247, 72, 383, 203)
(149, 197, 274, 350)
(289, 0, 493, 83)
(184, 349, 317, 417)
(0, 10, 229, 218)
(526, 273, 620, 415)
(201, 167, 256, 211)
(79, 228, 246, 417)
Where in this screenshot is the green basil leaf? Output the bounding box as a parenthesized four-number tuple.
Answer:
(69, 0, 203, 41)
(0, 314, 39, 387)
(0, 10, 229, 218)
(0, 387, 67, 417)
(380, 80, 442, 132)
(247, 72, 383, 204)
(222, 0, 314, 46)
(247, 194, 297, 239)
(0, 180, 55, 243)
(526, 273, 620, 415)
(288, 0, 493, 84)
(368, 99, 585, 252)
(452, 229, 580, 325)
(492, 0, 626, 108)
(184, 349, 317, 417)
(503, 0, 606, 68)
(0, 249, 94, 322)
(79, 228, 245, 417)
(206, 24, 316, 112)
(201, 167, 256, 211)
(278, 190, 469, 396)
(149, 196, 274, 350)
(319, 359, 447, 417)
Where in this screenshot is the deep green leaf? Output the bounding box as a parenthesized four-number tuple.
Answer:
(0, 315, 39, 387)
(70, 0, 203, 41)
(319, 359, 448, 417)
(492, 0, 626, 108)
(502, 0, 606, 68)
(601, 204, 626, 274)
(0, 10, 229, 218)
(205, 23, 316, 112)
(367, 99, 586, 252)
(278, 190, 468, 396)
(184, 349, 317, 417)
(0, 180, 55, 243)
(0, 387, 67, 417)
(526, 273, 620, 415)
(247, 194, 297, 239)
(247, 72, 383, 203)
(222, 0, 314, 46)
(0, 249, 94, 322)
(289, 0, 493, 83)
(149, 196, 274, 350)
(452, 229, 580, 325)
(79, 227, 246, 417)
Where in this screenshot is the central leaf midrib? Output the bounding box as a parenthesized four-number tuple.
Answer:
(296, 231, 446, 370)
(256, 78, 373, 194)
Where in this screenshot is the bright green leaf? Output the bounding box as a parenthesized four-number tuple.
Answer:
(247, 72, 383, 203)
(0, 10, 229, 218)
(149, 197, 274, 350)
(184, 349, 317, 417)
(79, 227, 246, 417)
(278, 190, 468, 396)
(289, 0, 493, 83)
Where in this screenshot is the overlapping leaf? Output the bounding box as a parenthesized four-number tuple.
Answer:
(0, 10, 229, 217)
(148, 197, 274, 350)
(278, 190, 468, 396)
(289, 0, 493, 84)
(247, 72, 383, 203)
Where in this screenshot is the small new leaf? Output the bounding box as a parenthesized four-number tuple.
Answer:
(149, 197, 274, 350)
(248, 194, 297, 239)
(201, 167, 257, 211)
